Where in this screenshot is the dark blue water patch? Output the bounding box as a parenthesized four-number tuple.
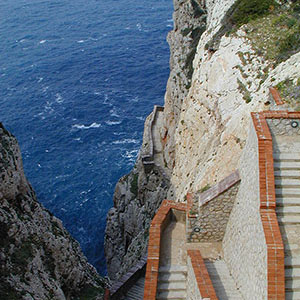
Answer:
(0, 0, 173, 275)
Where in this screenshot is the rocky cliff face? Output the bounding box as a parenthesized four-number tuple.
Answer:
(105, 0, 300, 281)
(0, 123, 105, 300)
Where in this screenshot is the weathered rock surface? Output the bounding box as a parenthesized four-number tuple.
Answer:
(0, 123, 105, 300)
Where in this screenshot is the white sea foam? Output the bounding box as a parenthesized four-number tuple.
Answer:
(109, 107, 120, 117)
(77, 40, 85, 43)
(105, 120, 121, 126)
(136, 23, 142, 31)
(113, 139, 139, 145)
(136, 116, 145, 121)
(55, 93, 64, 103)
(38, 77, 43, 83)
(72, 122, 101, 130)
(39, 40, 47, 44)
(123, 149, 139, 159)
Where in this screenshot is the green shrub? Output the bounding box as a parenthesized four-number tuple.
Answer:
(229, 0, 277, 26)
(130, 173, 139, 197)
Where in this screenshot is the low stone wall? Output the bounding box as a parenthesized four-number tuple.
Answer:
(223, 121, 268, 299)
(187, 250, 217, 300)
(269, 87, 285, 106)
(187, 171, 240, 243)
(141, 105, 164, 171)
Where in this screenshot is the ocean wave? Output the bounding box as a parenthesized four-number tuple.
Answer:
(105, 120, 121, 126)
(113, 139, 139, 145)
(39, 40, 47, 44)
(72, 122, 102, 130)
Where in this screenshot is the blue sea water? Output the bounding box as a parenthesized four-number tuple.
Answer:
(0, 0, 172, 275)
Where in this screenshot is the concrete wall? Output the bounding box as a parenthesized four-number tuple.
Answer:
(187, 256, 203, 300)
(222, 122, 268, 299)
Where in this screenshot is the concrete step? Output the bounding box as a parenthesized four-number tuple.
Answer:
(156, 290, 186, 299)
(204, 260, 242, 299)
(157, 281, 186, 291)
(275, 169, 300, 179)
(276, 206, 300, 215)
(286, 291, 300, 300)
(276, 188, 300, 197)
(286, 278, 300, 289)
(158, 265, 187, 274)
(285, 257, 300, 267)
(278, 215, 300, 225)
(274, 161, 300, 171)
(276, 198, 300, 206)
(273, 152, 300, 161)
(275, 178, 300, 188)
(158, 272, 186, 283)
(285, 267, 300, 278)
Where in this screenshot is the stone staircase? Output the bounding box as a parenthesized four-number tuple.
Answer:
(274, 152, 300, 300)
(123, 276, 145, 300)
(156, 265, 187, 300)
(204, 260, 242, 299)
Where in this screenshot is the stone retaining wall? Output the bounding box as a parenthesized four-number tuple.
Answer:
(187, 171, 240, 242)
(267, 118, 300, 136)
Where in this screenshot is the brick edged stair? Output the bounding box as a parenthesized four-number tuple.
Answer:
(274, 152, 300, 300)
(156, 265, 187, 300)
(204, 260, 242, 299)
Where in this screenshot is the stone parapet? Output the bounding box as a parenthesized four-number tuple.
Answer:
(141, 105, 164, 171)
(269, 87, 285, 106)
(187, 250, 218, 300)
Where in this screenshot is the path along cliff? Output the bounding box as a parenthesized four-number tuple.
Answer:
(105, 0, 300, 283)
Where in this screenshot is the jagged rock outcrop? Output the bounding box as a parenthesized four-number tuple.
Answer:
(0, 123, 105, 300)
(105, 0, 300, 282)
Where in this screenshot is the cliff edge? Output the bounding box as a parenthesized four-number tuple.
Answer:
(0, 123, 105, 300)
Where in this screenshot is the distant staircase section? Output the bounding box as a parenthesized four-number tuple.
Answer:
(204, 260, 243, 300)
(274, 152, 300, 300)
(109, 255, 147, 300)
(156, 265, 187, 300)
(141, 105, 164, 171)
(123, 276, 145, 300)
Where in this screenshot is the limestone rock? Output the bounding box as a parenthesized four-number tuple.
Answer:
(0, 123, 105, 300)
